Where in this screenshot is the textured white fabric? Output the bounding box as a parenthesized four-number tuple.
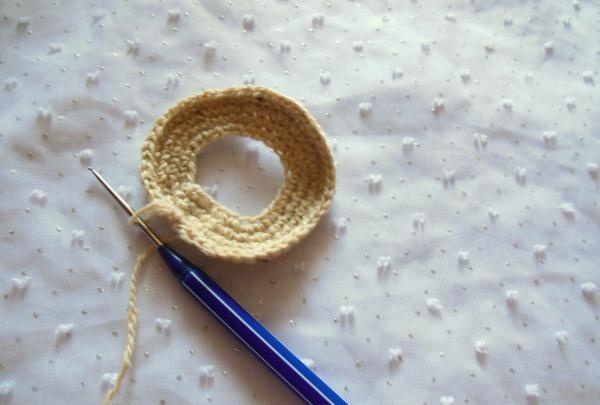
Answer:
(1, 1, 599, 405)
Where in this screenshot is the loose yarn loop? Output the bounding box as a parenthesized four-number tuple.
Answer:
(103, 87, 335, 404)
(139, 86, 336, 263)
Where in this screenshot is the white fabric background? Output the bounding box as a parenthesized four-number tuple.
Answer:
(1, 1, 599, 404)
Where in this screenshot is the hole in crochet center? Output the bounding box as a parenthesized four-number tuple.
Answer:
(195, 135, 284, 216)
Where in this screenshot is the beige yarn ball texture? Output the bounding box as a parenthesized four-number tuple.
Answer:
(139, 86, 336, 263)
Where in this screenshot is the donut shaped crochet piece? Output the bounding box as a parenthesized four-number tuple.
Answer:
(139, 86, 336, 263)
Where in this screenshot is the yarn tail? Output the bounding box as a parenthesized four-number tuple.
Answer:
(102, 244, 155, 405)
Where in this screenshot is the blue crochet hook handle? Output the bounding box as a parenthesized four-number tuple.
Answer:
(89, 168, 349, 405)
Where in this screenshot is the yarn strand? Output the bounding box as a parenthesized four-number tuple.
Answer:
(102, 244, 155, 405)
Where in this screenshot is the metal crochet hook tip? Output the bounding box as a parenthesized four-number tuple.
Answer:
(88, 167, 163, 247)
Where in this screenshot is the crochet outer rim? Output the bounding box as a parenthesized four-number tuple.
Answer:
(138, 86, 336, 264)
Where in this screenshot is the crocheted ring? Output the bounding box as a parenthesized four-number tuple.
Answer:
(139, 86, 336, 263)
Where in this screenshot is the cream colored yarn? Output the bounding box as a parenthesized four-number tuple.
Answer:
(102, 86, 335, 405)
(102, 245, 154, 405)
(139, 86, 336, 263)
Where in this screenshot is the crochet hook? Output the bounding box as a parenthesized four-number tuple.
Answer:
(88, 168, 349, 405)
